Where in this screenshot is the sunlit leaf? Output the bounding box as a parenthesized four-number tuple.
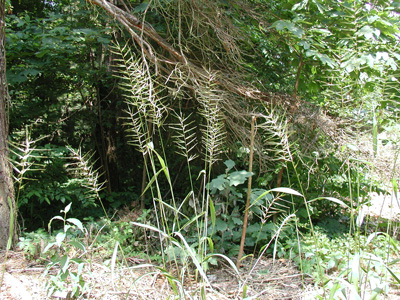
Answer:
(270, 187, 303, 197)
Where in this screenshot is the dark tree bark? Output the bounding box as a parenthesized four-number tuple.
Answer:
(0, 0, 17, 249)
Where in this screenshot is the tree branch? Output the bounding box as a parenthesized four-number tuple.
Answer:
(87, 0, 184, 62)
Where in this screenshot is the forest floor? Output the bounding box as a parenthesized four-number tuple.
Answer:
(1, 247, 400, 300)
(1, 191, 400, 299)
(0, 250, 318, 300)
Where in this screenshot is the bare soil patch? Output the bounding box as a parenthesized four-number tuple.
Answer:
(362, 191, 400, 221)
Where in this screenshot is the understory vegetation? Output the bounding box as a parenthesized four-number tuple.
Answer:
(2, 0, 400, 299)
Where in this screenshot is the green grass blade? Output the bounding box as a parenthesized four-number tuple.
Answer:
(209, 198, 216, 235)
(307, 197, 348, 207)
(373, 108, 378, 157)
(173, 232, 211, 286)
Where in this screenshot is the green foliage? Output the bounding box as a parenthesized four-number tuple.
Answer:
(43, 203, 89, 298)
(4, 1, 119, 225)
(207, 159, 252, 194)
(287, 228, 400, 299)
(272, 0, 400, 121)
(17, 228, 50, 260)
(10, 141, 106, 230)
(206, 160, 298, 256)
(10, 0, 48, 16)
(4, 0, 400, 298)
(6, 6, 111, 95)
(284, 148, 383, 223)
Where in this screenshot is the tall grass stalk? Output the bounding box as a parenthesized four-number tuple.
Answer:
(111, 36, 400, 299)
(237, 115, 256, 267)
(112, 42, 226, 296)
(66, 146, 108, 218)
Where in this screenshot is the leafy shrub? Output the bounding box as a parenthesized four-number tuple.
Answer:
(206, 160, 297, 257)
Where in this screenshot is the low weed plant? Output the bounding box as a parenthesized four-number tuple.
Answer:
(283, 149, 400, 299)
(17, 228, 50, 260)
(42, 203, 90, 298)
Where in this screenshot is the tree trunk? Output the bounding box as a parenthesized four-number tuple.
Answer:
(0, 0, 17, 249)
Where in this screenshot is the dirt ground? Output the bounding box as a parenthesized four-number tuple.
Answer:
(2, 248, 400, 300)
(362, 191, 400, 221)
(1, 250, 318, 300)
(1, 192, 400, 299)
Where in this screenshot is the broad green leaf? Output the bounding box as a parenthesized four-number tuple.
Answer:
(97, 36, 111, 44)
(318, 54, 337, 68)
(310, 28, 332, 36)
(228, 170, 252, 186)
(215, 218, 228, 232)
(392, 52, 400, 61)
(208, 175, 227, 192)
(67, 218, 84, 231)
(73, 28, 97, 35)
(367, 15, 379, 24)
(47, 215, 64, 231)
(306, 50, 336, 68)
(64, 202, 72, 214)
(69, 240, 86, 252)
(374, 19, 399, 37)
(315, 1, 327, 13)
(272, 20, 289, 31)
(364, 54, 375, 68)
(64, 224, 72, 232)
(246, 223, 261, 233)
(327, 259, 336, 269)
(271, 20, 304, 38)
(224, 159, 235, 172)
(207, 256, 218, 266)
(292, 0, 308, 11)
(299, 40, 310, 50)
(60, 255, 70, 274)
(356, 25, 380, 40)
(56, 232, 66, 247)
(232, 216, 243, 225)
